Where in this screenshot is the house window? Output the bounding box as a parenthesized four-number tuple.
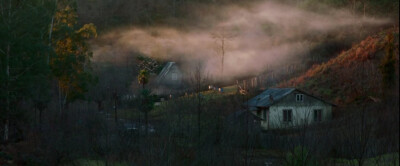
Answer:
(283, 109, 292, 122)
(171, 73, 178, 80)
(314, 109, 322, 122)
(296, 94, 303, 102)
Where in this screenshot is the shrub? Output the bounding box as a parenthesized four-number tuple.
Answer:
(284, 146, 318, 166)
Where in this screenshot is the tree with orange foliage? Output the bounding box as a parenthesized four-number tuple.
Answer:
(51, 4, 97, 112)
(379, 33, 396, 90)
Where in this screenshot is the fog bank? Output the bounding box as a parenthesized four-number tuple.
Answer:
(91, 1, 390, 81)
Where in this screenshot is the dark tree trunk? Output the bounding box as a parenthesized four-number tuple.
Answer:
(39, 108, 42, 131)
(145, 109, 148, 136)
(198, 94, 201, 140)
(114, 98, 117, 123)
(96, 100, 103, 112)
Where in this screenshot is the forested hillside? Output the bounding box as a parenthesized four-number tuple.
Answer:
(0, 0, 398, 165)
(279, 28, 399, 106)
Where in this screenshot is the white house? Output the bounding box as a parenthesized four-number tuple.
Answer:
(244, 88, 334, 130)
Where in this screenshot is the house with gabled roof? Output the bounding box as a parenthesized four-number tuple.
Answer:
(152, 62, 185, 96)
(243, 88, 334, 130)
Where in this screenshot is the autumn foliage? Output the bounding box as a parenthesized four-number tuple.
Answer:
(279, 28, 399, 105)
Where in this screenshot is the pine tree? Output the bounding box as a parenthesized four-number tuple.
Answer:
(0, 0, 53, 141)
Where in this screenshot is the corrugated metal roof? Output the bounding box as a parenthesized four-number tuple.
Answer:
(156, 62, 175, 83)
(244, 88, 295, 111)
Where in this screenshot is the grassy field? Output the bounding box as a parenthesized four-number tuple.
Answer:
(115, 85, 240, 120)
(63, 159, 129, 166)
(331, 153, 399, 166)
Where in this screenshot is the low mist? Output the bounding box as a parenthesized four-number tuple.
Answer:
(91, 0, 390, 82)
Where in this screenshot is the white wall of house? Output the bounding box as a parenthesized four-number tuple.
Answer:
(163, 65, 183, 87)
(258, 90, 332, 130)
(152, 62, 186, 96)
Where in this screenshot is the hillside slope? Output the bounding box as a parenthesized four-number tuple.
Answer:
(279, 28, 399, 106)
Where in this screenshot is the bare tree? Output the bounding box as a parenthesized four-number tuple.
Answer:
(189, 62, 208, 140)
(212, 29, 235, 76)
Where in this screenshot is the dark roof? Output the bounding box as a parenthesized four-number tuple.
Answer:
(244, 88, 335, 111)
(244, 88, 295, 111)
(228, 109, 263, 120)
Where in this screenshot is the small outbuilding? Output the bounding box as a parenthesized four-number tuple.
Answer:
(243, 88, 334, 130)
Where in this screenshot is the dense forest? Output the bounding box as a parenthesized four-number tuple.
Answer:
(0, 0, 399, 165)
